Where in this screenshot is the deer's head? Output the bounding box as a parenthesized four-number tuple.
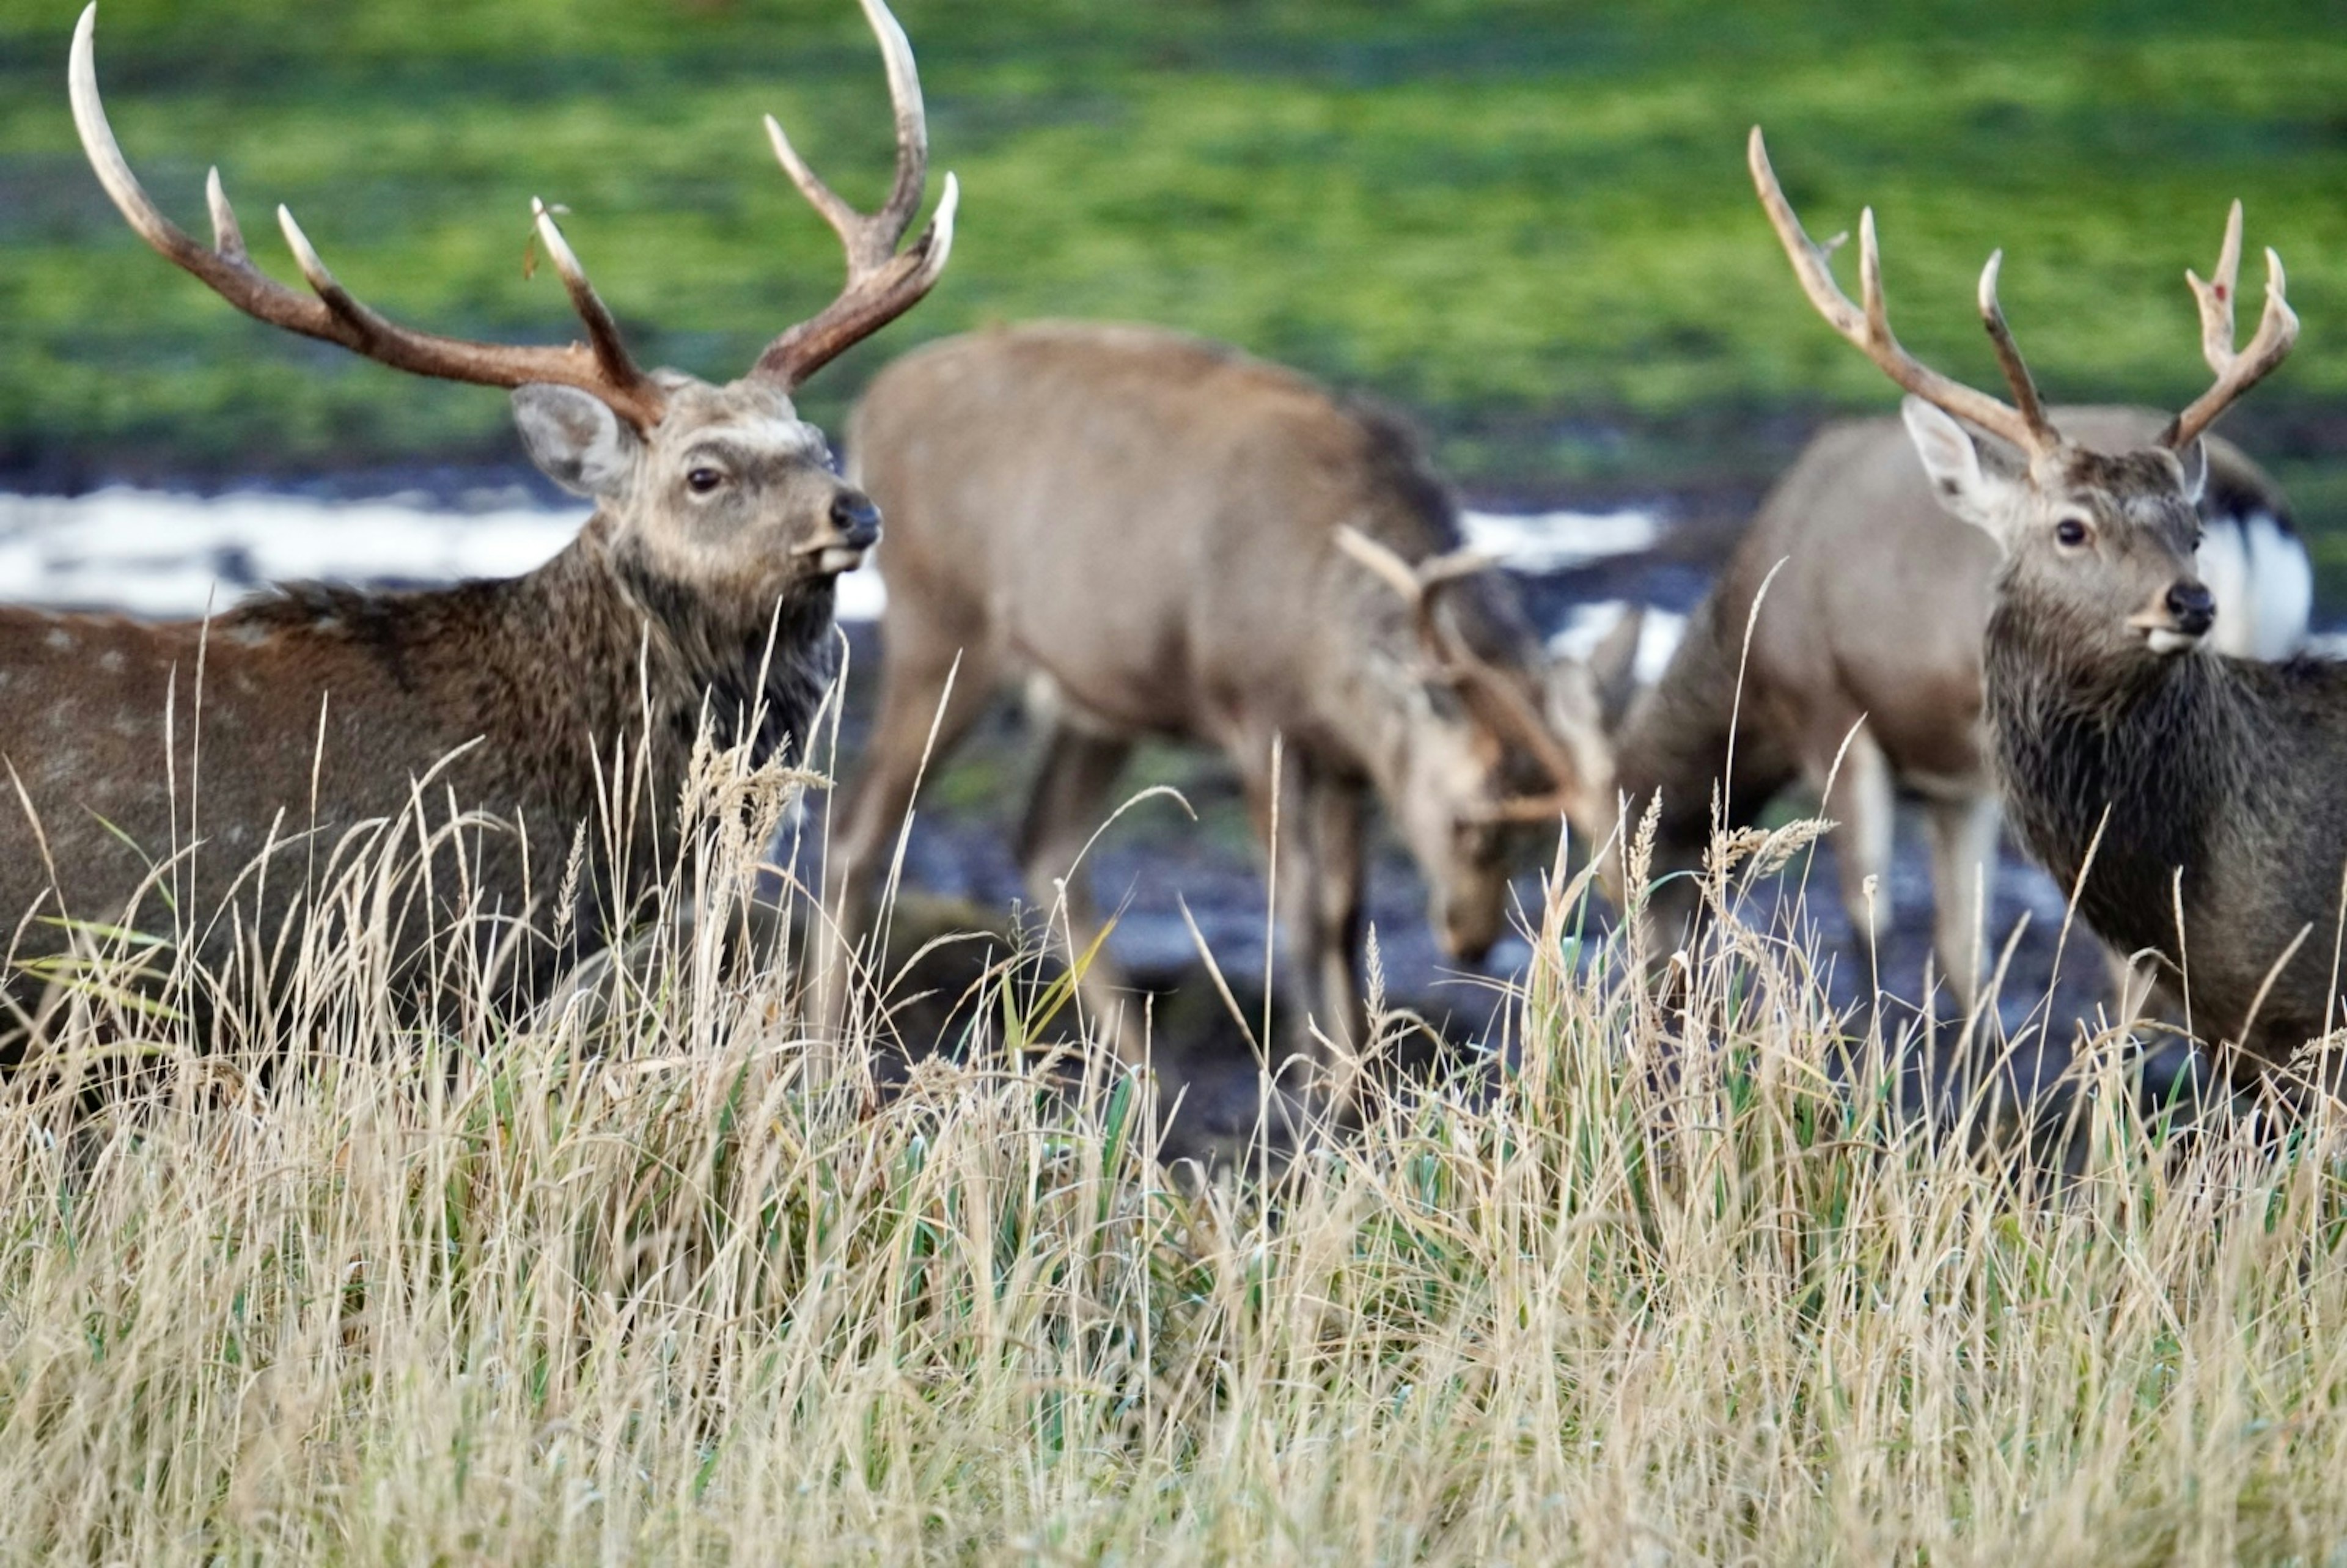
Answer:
(1749, 130, 2295, 680)
(1338, 528, 1620, 956)
(71, 0, 955, 628)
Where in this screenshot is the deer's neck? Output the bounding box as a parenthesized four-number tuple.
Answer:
(1982, 602, 2244, 945)
(440, 526, 835, 830)
(554, 524, 836, 761)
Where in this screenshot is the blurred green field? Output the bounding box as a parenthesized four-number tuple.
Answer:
(2, 0, 2344, 496)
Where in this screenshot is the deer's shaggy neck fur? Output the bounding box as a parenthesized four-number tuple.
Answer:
(237, 511, 838, 871)
(1985, 592, 2347, 1080)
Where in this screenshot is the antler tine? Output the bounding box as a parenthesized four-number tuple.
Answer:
(69, 3, 664, 428)
(1976, 251, 2051, 439)
(752, 0, 957, 390)
(2169, 203, 2298, 450)
(1748, 126, 2058, 460)
(1334, 527, 1590, 824)
(203, 167, 246, 261)
(527, 197, 642, 395)
(2187, 200, 2246, 378)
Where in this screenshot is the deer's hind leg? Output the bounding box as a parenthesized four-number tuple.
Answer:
(1016, 720, 1137, 1058)
(815, 626, 1000, 1037)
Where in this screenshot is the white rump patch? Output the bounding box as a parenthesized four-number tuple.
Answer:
(2198, 510, 2311, 661)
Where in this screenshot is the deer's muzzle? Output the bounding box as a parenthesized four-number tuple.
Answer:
(2128, 578, 2217, 654)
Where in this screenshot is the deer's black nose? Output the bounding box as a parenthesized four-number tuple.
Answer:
(2167, 581, 2216, 637)
(829, 489, 882, 549)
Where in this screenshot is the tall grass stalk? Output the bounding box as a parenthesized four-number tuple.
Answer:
(4, 761, 2347, 1564)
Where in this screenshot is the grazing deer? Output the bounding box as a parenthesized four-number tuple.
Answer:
(1614, 404, 2302, 1010)
(3, 1, 953, 1038)
(824, 321, 1617, 1067)
(1749, 128, 2334, 1085)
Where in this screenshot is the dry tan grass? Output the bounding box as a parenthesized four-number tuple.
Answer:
(4, 761, 2347, 1566)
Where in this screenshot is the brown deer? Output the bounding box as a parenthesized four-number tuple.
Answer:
(823, 321, 1618, 1068)
(1614, 404, 2301, 1011)
(1749, 128, 2334, 1085)
(2, 1, 953, 1041)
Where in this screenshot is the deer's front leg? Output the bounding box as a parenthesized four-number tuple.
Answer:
(1238, 742, 1365, 1082)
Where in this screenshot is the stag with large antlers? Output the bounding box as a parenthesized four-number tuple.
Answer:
(822, 323, 1618, 1068)
(2, 2, 954, 1045)
(1612, 404, 2304, 1013)
(1749, 128, 2343, 1084)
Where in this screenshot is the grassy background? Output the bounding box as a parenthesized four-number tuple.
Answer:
(2, 0, 2344, 504)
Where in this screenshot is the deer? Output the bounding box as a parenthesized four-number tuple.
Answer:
(2, 0, 954, 1046)
(1747, 126, 2336, 1088)
(820, 321, 1620, 1076)
(1612, 403, 2303, 1014)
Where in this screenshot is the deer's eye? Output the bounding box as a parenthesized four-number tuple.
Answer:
(2054, 516, 2091, 549)
(686, 467, 727, 496)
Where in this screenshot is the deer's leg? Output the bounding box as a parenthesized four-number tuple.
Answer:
(1296, 769, 1367, 1068)
(1816, 721, 1896, 949)
(1015, 720, 1136, 1057)
(815, 632, 997, 1033)
(1923, 792, 2001, 1013)
(1234, 745, 1364, 1086)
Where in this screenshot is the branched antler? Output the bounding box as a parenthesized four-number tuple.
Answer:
(1335, 526, 1593, 825)
(70, 3, 666, 428)
(2169, 200, 2299, 449)
(1748, 126, 2060, 460)
(752, 0, 958, 390)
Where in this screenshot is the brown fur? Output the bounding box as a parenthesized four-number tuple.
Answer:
(1, 378, 870, 1042)
(826, 321, 1614, 1063)
(1979, 443, 2347, 1083)
(1614, 406, 2291, 1008)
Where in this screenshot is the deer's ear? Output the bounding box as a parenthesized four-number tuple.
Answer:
(513, 384, 642, 499)
(2175, 437, 2208, 507)
(1901, 396, 2024, 548)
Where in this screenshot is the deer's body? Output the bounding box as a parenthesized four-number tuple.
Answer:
(1616, 406, 2299, 1005)
(0, 507, 839, 982)
(831, 321, 1613, 1060)
(6, 1, 953, 1037)
(1988, 588, 2347, 1068)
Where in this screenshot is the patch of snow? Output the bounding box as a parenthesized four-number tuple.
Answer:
(1547, 601, 1686, 687)
(0, 487, 896, 622)
(836, 562, 887, 622)
(1458, 507, 1661, 573)
(0, 491, 1662, 630)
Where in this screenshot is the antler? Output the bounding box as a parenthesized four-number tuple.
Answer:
(752, 0, 959, 390)
(1748, 126, 2060, 461)
(2169, 200, 2299, 450)
(1335, 527, 1592, 826)
(69, 4, 666, 429)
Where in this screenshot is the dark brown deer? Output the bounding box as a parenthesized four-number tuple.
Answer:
(2, 1, 953, 1041)
(1750, 127, 2333, 1085)
(823, 321, 1617, 1067)
(1614, 405, 2301, 1011)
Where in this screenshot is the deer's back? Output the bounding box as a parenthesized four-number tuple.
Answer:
(0, 592, 553, 958)
(851, 321, 1449, 743)
(1722, 416, 1999, 786)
